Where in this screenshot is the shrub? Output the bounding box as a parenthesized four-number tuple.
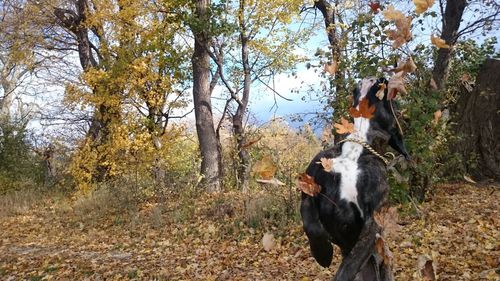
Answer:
(0, 120, 44, 193)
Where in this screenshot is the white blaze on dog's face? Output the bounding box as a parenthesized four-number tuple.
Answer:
(358, 77, 378, 101)
(331, 77, 378, 217)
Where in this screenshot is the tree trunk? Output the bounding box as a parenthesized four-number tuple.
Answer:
(332, 218, 394, 281)
(431, 0, 467, 89)
(55, 0, 118, 183)
(191, 0, 222, 192)
(452, 58, 500, 181)
(233, 0, 251, 192)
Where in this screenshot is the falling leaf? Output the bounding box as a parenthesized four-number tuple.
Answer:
(334, 117, 354, 134)
(323, 61, 338, 75)
(463, 175, 476, 184)
(387, 71, 407, 100)
(320, 125, 333, 144)
(431, 35, 450, 49)
(240, 137, 262, 149)
(413, 0, 435, 14)
(252, 155, 277, 180)
(460, 73, 471, 82)
(350, 98, 376, 119)
(430, 78, 438, 90)
(376, 83, 386, 100)
(432, 110, 442, 125)
(391, 57, 417, 74)
(318, 157, 333, 172)
(417, 255, 436, 280)
(374, 207, 403, 238)
(297, 173, 321, 196)
(256, 178, 285, 186)
(262, 232, 275, 251)
(369, 1, 380, 13)
(386, 16, 413, 49)
(375, 234, 393, 266)
(383, 6, 412, 49)
(382, 5, 405, 21)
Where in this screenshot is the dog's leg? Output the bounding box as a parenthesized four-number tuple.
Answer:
(301, 195, 333, 267)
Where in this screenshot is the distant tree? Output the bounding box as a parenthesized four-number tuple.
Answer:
(209, 0, 306, 191)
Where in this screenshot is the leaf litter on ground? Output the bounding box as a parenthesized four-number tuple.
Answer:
(0, 183, 498, 280)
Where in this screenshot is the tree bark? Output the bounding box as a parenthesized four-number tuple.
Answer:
(233, 0, 251, 192)
(191, 0, 222, 192)
(452, 58, 500, 181)
(332, 217, 393, 281)
(431, 0, 467, 89)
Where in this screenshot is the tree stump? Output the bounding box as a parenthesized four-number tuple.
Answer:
(332, 217, 394, 281)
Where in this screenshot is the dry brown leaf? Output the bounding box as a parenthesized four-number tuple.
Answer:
(334, 117, 354, 134)
(431, 35, 450, 49)
(350, 98, 376, 119)
(417, 254, 436, 280)
(383, 6, 412, 48)
(374, 207, 403, 238)
(392, 57, 417, 74)
(388, 71, 407, 99)
(320, 124, 333, 144)
(414, 0, 435, 14)
(430, 78, 438, 90)
(382, 5, 405, 21)
(240, 137, 262, 149)
(432, 110, 442, 125)
(262, 232, 275, 251)
(324, 61, 338, 75)
(297, 173, 321, 196)
(318, 157, 333, 172)
(252, 155, 277, 180)
(460, 73, 471, 82)
(375, 234, 393, 266)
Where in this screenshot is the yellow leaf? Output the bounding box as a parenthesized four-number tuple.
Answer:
(431, 35, 450, 49)
(252, 155, 277, 180)
(413, 0, 435, 14)
(333, 117, 354, 134)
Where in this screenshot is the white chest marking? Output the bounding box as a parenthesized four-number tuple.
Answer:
(330, 78, 376, 217)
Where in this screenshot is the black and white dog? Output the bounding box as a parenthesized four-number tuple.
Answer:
(300, 77, 410, 279)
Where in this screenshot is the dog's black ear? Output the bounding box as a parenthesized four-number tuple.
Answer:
(378, 77, 388, 85)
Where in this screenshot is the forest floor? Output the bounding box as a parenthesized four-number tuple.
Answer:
(0, 183, 498, 280)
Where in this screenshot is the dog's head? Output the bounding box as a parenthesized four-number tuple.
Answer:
(352, 77, 410, 160)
